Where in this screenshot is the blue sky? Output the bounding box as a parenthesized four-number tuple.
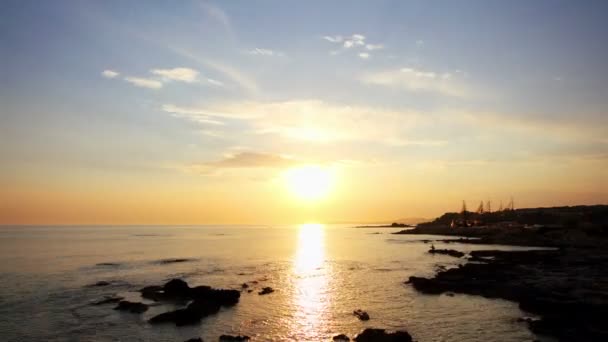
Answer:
(1, 1, 607, 223)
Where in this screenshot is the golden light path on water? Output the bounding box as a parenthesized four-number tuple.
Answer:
(290, 223, 330, 340)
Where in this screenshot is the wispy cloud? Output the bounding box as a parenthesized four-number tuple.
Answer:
(365, 44, 383, 51)
(168, 46, 259, 94)
(323, 33, 384, 58)
(162, 100, 427, 146)
(101, 70, 119, 79)
(188, 151, 297, 173)
(151, 67, 199, 83)
(359, 67, 470, 97)
(246, 48, 285, 57)
(124, 76, 163, 89)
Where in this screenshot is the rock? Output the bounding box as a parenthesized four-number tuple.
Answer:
(96, 262, 121, 267)
(149, 299, 221, 326)
(114, 301, 148, 313)
(353, 328, 412, 342)
(140, 285, 164, 301)
(241, 283, 249, 289)
(354, 329, 412, 342)
(218, 335, 250, 341)
(184, 338, 203, 342)
(247, 289, 253, 293)
(333, 333, 350, 341)
(158, 258, 195, 264)
(353, 309, 370, 321)
(87, 280, 111, 287)
(428, 248, 465, 258)
(258, 287, 274, 295)
(91, 296, 124, 305)
(163, 278, 191, 297)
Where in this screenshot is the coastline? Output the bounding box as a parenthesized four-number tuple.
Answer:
(399, 224, 608, 341)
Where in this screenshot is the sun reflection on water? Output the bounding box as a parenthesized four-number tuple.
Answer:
(290, 223, 330, 340)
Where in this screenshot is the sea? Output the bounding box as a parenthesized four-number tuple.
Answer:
(0, 224, 549, 341)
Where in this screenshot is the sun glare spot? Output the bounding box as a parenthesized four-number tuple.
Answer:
(284, 165, 334, 200)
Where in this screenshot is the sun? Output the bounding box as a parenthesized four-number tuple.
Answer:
(284, 165, 334, 200)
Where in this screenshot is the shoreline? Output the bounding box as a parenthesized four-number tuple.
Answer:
(401, 225, 608, 341)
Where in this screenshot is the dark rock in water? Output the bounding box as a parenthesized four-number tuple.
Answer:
(158, 258, 195, 265)
(353, 328, 412, 342)
(191, 286, 240, 306)
(219, 335, 250, 341)
(353, 309, 370, 321)
(140, 285, 164, 301)
(184, 338, 203, 342)
(114, 301, 148, 313)
(140, 279, 240, 306)
(87, 280, 111, 287)
(149, 299, 222, 326)
(96, 262, 121, 267)
(164, 278, 191, 297)
(333, 333, 350, 341)
(241, 283, 249, 289)
(91, 296, 124, 305)
(247, 289, 253, 293)
(428, 248, 465, 258)
(258, 287, 274, 295)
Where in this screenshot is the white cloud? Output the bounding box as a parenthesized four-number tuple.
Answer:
(365, 44, 383, 51)
(206, 78, 224, 87)
(323, 33, 384, 57)
(247, 48, 284, 57)
(150, 67, 199, 83)
(124, 77, 163, 89)
(323, 35, 343, 43)
(359, 67, 470, 97)
(102, 70, 119, 78)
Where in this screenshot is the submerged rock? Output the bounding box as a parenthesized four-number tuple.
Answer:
(184, 338, 203, 342)
(428, 248, 465, 258)
(146, 279, 240, 326)
(258, 287, 274, 295)
(87, 280, 111, 287)
(218, 335, 250, 341)
(113, 301, 148, 313)
(158, 258, 195, 265)
(91, 296, 124, 305)
(353, 309, 370, 321)
(333, 333, 350, 341)
(140, 279, 240, 305)
(353, 328, 412, 342)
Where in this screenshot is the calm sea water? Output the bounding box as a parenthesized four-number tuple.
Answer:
(0, 225, 546, 341)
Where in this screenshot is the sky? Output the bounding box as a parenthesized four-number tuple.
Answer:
(1, 0, 607, 224)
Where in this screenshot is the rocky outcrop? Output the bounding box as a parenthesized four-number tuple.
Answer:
(146, 279, 240, 326)
(333, 333, 350, 341)
(113, 301, 148, 313)
(353, 309, 370, 321)
(258, 287, 274, 295)
(427, 248, 465, 258)
(407, 248, 608, 341)
(353, 328, 412, 342)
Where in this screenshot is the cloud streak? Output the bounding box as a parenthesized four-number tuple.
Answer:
(124, 76, 163, 89)
(359, 67, 470, 97)
(188, 151, 297, 173)
(151, 67, 199, 83)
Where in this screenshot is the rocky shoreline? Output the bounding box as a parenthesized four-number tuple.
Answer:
(407, 247, 608, 341)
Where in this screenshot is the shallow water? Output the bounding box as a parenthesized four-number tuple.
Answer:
(0, 225, 546, 341)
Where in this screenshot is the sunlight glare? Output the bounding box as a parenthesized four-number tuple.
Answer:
(284, 165, 334, 201)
